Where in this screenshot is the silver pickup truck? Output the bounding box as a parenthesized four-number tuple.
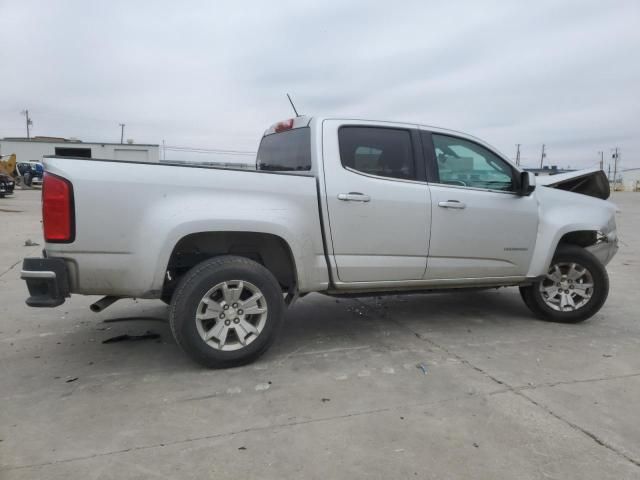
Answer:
(22, 116, 618, 367)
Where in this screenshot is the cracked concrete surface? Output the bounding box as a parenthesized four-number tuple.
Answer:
(1, 190, 639, 479)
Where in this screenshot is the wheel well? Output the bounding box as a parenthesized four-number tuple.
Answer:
(558, 230, 599, 248)
(162, 232, 297, 299)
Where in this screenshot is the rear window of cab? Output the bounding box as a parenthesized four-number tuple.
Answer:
(256, 128, 311, 171)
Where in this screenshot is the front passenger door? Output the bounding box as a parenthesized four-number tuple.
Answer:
(424, 132, 538, 280)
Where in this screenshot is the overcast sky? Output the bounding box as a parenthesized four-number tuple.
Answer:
(1, 0, 638, 168)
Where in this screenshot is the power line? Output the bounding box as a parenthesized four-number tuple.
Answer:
(164, 145, 256, 156)
(164, 144, 255, 154)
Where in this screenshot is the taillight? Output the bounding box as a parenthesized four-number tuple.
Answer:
(42, 173, 75, 243)
(274, 118, 294, 132)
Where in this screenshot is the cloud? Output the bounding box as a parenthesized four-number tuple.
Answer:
(0, 0, 638, 167)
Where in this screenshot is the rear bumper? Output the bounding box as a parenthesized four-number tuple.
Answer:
(21, 257, 70, 307)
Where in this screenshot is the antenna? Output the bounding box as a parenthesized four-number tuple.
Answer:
(286, 93, 300, 117)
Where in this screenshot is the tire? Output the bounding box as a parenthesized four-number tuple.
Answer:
(24, 173, 32, 187)
(518, 286, 533, 310)
(519, 245, 609, 323)
(160, 293, 172, 305)
(169, 255, 285, 368)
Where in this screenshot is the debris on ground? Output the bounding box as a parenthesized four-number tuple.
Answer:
(238, 446, 247, 450)
(102, 331, 160, 344)
(416, 363, 428, 375)
(24, 239, 40, 246)
(346, 306, 365, 317)
(103, 317, 166, 324)
(65, 377, 78, 383)
(321, 398, 331, 403)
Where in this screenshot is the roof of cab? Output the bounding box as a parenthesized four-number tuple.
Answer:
(262, 115, 516, 169)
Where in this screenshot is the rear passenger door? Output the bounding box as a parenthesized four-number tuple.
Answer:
(322, 120, 431, 283)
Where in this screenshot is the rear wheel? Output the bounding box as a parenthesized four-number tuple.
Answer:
(169, 256, 285, 368)
(519, 245, 609, 323)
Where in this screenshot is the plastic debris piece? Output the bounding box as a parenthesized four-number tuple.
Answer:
(416, 363, 428, 375)
(102, 331, 160, 344)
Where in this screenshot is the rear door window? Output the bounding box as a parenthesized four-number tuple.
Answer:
(338, 127, 416, 180)
(256, 128, 311, 171)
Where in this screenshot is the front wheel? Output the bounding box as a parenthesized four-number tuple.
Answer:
(169, 256, 285, 368)
(519, 245, 609, 323)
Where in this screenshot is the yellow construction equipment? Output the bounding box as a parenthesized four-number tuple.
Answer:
(0, 153, 17, 177)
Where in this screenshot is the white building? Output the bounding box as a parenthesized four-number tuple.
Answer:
(0, 136, 160, 163)
(621, 168, 640, 192)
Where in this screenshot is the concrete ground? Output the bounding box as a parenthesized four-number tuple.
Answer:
(1, 189, 639, 479)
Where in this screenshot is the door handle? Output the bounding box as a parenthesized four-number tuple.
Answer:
(338, 192, 371, 202)
(438, 200, 466, 209)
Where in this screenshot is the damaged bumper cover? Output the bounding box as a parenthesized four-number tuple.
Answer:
(585, 230, 619, 266)
(21, 257, 70, 307)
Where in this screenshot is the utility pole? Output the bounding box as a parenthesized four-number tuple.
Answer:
(598, 151, 604, 170)
(119, 123, 126, 144)
(539, 144, 546, 168)
(515, 144, 521, 166)
(607, 164, 611, 181)
(612, 147, 619, 189)
(21, 109, 33, 139)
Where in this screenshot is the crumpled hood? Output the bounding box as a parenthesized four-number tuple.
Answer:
(536, 168, 610, 200)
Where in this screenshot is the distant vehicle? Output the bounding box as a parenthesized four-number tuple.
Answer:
(15, 161, 43, 187)
(22, 116, 618, 368)
(29, 162, 44, 186)
(0, 172, 15, 197)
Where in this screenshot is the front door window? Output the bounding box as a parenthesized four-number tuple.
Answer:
(431, 134, 514, 191)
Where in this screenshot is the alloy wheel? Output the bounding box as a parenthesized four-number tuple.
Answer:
(195, 280, 268, 351)
(539, 262, 594, 312)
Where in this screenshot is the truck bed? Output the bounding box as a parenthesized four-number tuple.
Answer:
(43, 157, 329, 297)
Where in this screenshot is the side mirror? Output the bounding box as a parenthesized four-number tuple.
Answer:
(519, 171, 536, 196)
